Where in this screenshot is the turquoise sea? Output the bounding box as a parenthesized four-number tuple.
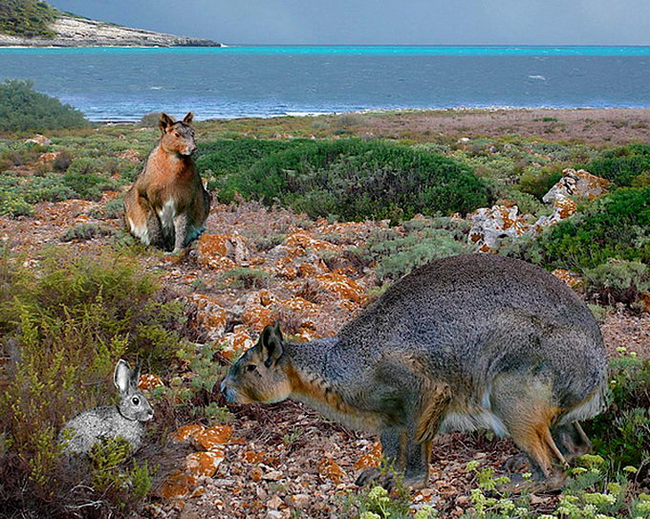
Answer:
(1, 46, 649, 121)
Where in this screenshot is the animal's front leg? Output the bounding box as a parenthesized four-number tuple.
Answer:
(355, 426, 405, 489)
(172, 213, 188, 253)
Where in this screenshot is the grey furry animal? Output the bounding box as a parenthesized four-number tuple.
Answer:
(60, 359, 154, 455)
(221, 254, 607, 491)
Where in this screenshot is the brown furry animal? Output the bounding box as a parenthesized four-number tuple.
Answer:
(123, 112, 211, 252)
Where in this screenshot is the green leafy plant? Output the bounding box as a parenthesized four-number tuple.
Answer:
(0, 79, 88, 132)
(584, 144, 650, 187)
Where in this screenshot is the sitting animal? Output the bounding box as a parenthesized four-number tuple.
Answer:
(60, 359, 154, 455)
(123, 112, 211, 253)
(221, 254, 607, 490)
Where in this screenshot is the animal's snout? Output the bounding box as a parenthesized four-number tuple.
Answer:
(220, 378, 238, 403)
(185, 144, 197, 155)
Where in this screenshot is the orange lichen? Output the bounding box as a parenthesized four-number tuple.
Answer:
(315, 272, 367, 304)
(159, 472, 197, 500)
(138, 373, 164, 391)
(195, 425, 233, 450)
(318, 457, 346, 483)
(185, 450, 225, 477)
(170, 424, 205, 442)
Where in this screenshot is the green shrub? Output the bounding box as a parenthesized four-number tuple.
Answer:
(364, 217, 473, 282)
(517, 168, 562, 200)
(138, 111, 161, 128)
(196, 138, 302, 184)
(87, 197, 124, 219)
(221, 267, 271, 289)
(584, 351, 649, 474)
(0, 0, 58, 38)
(0, 250, 198, 514)
(501, 187, 650, 271)
(217, 139, 491, 221)
(60, 223, 115, 242)
(584, 260, 649, 307)
(0, 79, 88, 132)
(584, 144, 650, 187)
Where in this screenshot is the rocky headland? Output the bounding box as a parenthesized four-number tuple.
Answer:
(0, 14, 220, 47)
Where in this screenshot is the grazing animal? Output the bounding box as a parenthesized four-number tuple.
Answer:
(221, 254, 607, 490)
(123, 112, 211, 253)
(60, 359, 154, 455)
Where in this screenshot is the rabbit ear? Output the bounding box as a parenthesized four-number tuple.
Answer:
(130, 360, 142, 389)
(114, 359, 131, 393)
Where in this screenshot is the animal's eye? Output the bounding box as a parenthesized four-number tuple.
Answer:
(132, 396, 140, 406)
(246, 364, 257, 372)
(174, 132, 180, 137)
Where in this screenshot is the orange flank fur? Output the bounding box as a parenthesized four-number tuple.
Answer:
(285, 363, 383, 432)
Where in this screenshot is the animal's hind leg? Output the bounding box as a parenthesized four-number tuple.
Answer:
(124, 192, 163, 248)
(492, 384, 567, 491)
(551, 422, 592, 463)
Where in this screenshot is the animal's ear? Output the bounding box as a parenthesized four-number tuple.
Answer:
(183, 112, 194, 124)
(159, 112, 175, 132)
(260, 323, 284, 367)
(114, 359, 131, 393)
(130, 360, 141, 390)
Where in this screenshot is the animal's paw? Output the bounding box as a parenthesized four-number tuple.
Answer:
(355, 468, 396, 492)
(501, 452, 532, 473)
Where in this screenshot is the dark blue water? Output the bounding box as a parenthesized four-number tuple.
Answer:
(1, 46, 649, 121)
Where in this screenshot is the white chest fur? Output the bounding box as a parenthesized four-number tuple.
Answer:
(158, 199, 177, 232)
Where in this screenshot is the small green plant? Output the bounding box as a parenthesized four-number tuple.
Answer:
(221, 267, 271, 289)
(60, 223, 115, 242)
(88, 437, 154, 509)
(365, 217, 473, 281)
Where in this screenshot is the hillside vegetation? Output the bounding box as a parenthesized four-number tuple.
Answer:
(0, 0, 59, 38)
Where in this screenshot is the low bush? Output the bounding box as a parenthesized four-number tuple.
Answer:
(60, 223, 115, 242)
(584, 143, 650, 187)
(221, 267, 271, 289)
(500, 187, 650, 271)
(0, 79, 88, 132)
(517, 168, 562, 200)
(584, 350, 649, 476)
(364, 217, 473, 282)
(196, 138, 302, 186)
(584, 260, 649, 308)
(217, 139, 491, 221)
(0, 250, 199, 514)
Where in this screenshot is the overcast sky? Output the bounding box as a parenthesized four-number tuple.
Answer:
(48, 0, 650, 45)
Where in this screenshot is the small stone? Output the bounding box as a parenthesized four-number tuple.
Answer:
(262, 470, 285, 481)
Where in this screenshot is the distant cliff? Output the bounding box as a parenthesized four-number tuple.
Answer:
(0, 1, 220, 47)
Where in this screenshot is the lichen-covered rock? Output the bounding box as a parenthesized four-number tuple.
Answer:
(241, 303, 274, 332)
(25, 134, 51, 146)
(116, 149, 141, 163)
(467, 204, 531, 252)
(159, 472, 198, 500)
(552, 269, 582, 288)
(318, 457, 345, 483)
(542, 168, 610, 204)
(220, 325, 255, 359)
(185, 450, 225, 477)
(315, 273, 367, 304)
(170, 424, 205, 443)
(196, 233, 250, 270)
(186, 293, 228, 339)
(194, 425, 233, 451)
(38, 151, 61, 164)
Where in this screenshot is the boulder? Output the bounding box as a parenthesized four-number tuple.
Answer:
(467, 204, 531, 252)
(542, 168, 610, 204)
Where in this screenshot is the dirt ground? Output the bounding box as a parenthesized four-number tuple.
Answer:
(361, 108, 650, 144)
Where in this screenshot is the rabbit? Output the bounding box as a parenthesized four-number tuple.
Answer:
(59, 359, 154, 455)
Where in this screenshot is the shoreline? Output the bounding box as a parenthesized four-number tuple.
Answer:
(92, 106, 650, 125)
